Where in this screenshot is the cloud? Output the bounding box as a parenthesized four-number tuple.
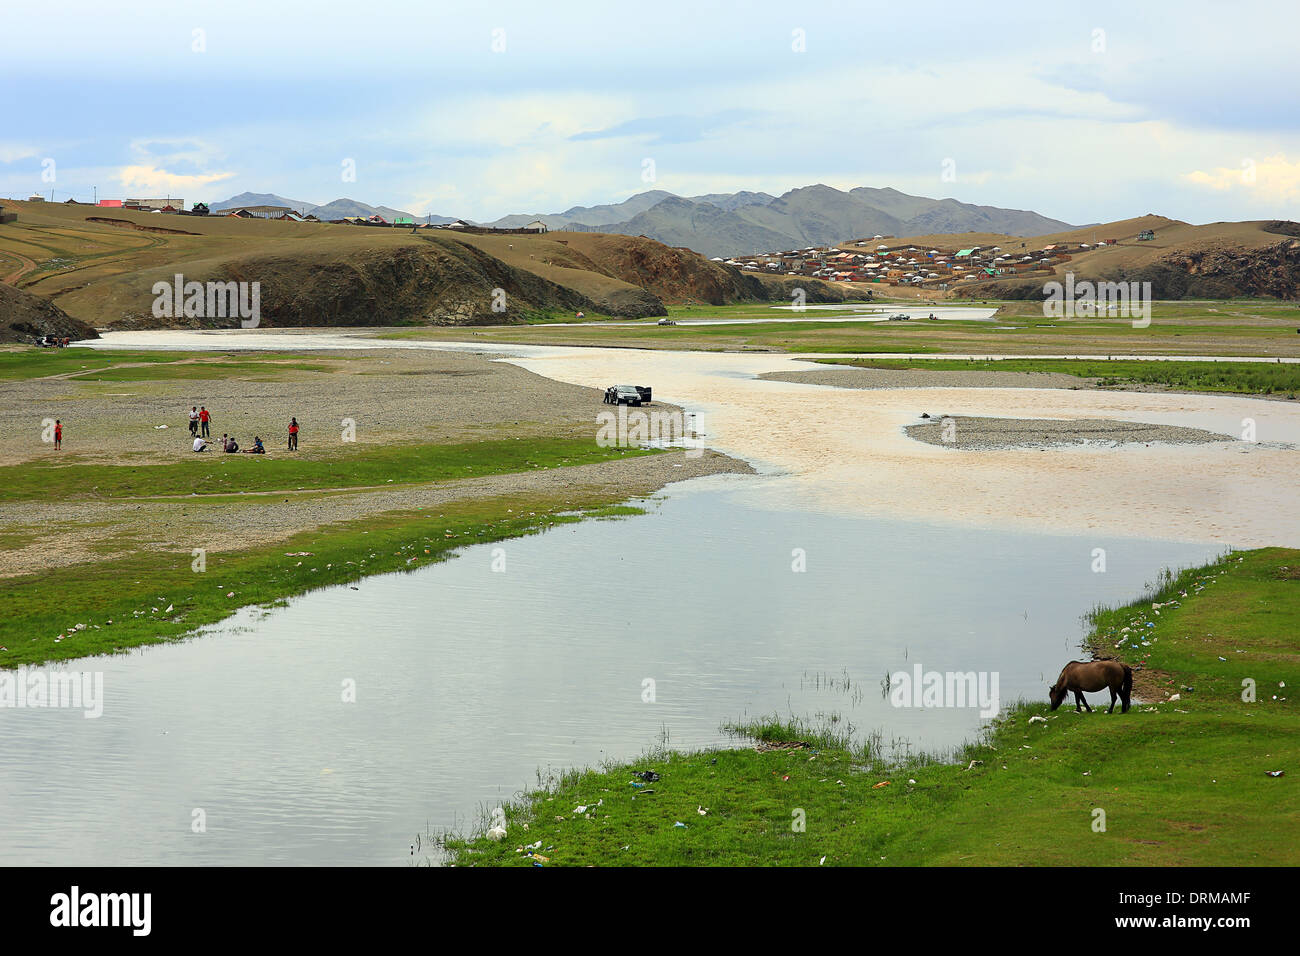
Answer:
(1185, 154, 1300, 204)
(570, 111, 757, 146)
(0, 143, 41, 164)
(113, 137, 236, 196)
(116, 165, 236, 194)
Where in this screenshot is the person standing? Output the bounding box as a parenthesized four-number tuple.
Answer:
(54, 419, 62, 450)
(188, 406, 200, 437)
(199, 406, 211, 438)
(288, 417, 299, 451)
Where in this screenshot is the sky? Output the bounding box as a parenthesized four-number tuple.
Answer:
(3, 0, 1298, 225)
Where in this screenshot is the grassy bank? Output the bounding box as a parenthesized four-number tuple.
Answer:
(0, 490, 646, 668)
(0, 437, 652, 501)
(813, 356, 1300, 397)
(445, 548, 1299, 866)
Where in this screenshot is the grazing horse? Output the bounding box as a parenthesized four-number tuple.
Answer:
(1049, 660, 1132, 714)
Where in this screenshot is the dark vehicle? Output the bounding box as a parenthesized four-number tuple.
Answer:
(604, 385, 652, 406)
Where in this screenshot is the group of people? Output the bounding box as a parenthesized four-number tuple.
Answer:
(188, 405, 300, 454)
(192, 433, 264, 454)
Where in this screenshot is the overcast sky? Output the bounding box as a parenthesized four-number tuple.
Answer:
(4, 0, 1298, 224)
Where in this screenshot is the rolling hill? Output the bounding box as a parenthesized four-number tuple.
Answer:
(0, 198, 854, 331)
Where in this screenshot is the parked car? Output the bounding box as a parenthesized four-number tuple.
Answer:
(604, 385, 652, 406)
(657, 318, 676, 326)
(888, 313, 911, 321)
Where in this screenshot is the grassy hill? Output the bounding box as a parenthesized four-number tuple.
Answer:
(0, 198, 850, 329)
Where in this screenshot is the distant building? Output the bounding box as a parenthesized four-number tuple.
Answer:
(525, 219, 548, 233)
(224, 205, 293, 219)
(126, 198, 183, 211)
(97, 199, 123, 208)
(28, 194, 45, 202)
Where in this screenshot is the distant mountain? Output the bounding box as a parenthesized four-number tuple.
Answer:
(210, 193, 455, 224)
(483, 184, 1073, 257)
(685, 190, 776, 212)
(481, 190, 677, 229)
(211, 192, 317, 214)
(593, 196, 800, 257)
(304, 198, 451, 223)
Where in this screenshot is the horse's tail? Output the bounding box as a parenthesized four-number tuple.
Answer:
(1120, 665, 1133, 713)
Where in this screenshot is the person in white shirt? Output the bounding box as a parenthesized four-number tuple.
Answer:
(193, 437, 208, 452)
(188, 406, 200, 436)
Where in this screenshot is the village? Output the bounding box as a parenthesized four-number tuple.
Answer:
(715, 233, 1144, 292)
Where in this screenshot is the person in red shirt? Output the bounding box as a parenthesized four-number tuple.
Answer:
(288, 417, 299, 451)
(199, 405, 211, 438)
(54, 419, 62, 450)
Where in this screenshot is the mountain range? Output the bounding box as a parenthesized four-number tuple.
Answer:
(482, 185, 1074, 257)
(210, 184, 1073, 257)
(210, 192, 453, 224)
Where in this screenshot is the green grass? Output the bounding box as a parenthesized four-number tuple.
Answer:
(0, 438, 656, 501)
(0, 347, 353, 381)
(374, 298, 1300, 358)
(812, 356, 1300, 396)
(66, 359, 340, 381)
(0, 348, 207, 380)
(0, 489, 645, 668)
(445, 548, 1300, 866)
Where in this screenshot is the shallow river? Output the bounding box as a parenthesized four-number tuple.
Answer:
(0, 475, 1218, 865)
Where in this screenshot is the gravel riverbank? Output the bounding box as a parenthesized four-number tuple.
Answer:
(904, 416, 1234, 450)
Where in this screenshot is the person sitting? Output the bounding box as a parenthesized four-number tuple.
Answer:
(243, 436, 265, 454)
(223, 435, 239, 453)
(193, 437, 208, 452)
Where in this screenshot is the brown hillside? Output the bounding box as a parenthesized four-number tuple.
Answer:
(0, 283, 99, 343)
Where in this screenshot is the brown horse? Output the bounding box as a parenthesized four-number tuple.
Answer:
(1049, 660, 1132, 714)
